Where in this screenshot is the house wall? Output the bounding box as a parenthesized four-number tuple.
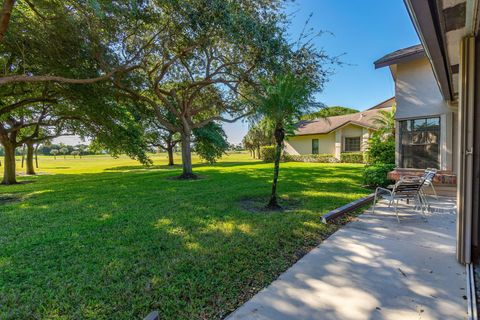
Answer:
(284, 133, 335, 155)
(284, 124, 368, 158)
(394, 57, 456, 172)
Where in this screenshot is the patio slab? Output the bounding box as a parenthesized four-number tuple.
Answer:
(227, 197, 467, 320)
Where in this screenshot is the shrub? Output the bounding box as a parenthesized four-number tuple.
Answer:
(366, 135, 395, 164)
(340, 152, 364, 163)
(284, 153, 338, 163)
(363, 164, 395, 187)
(260, 146, 276, 162)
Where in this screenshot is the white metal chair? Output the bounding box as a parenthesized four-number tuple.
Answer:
(372, 177, 427, 222)
(400, 168, 438, 211)
(422, 168, 438, 199)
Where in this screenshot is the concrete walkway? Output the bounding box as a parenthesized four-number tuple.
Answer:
(227, 197, 467, 320)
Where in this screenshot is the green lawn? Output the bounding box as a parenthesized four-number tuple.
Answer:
(0, 153, 368, 319)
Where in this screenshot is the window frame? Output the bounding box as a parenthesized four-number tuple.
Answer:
(399, 116, 441, 169)
(312, 139, 319, 154)
(344, 136, 361, 152)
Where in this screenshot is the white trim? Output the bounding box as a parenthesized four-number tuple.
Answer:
(466, 263, 478, 320)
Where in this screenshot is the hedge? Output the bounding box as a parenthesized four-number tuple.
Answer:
(284, 153, 338, 163)
(340, 152, 364, 163)
(365, 135, 395, 164)
(362, 163, 395, 187)
(260, 146, 276, 162)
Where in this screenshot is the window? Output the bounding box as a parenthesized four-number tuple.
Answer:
(400, 117, 440, 169)
(344, 137, 361, 152)
(312, 139, 319, 154)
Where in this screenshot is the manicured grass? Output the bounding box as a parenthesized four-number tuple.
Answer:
(0, 153, 368, 319)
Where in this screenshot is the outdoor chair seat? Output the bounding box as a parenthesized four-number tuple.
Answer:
(372, 177, 427, 222)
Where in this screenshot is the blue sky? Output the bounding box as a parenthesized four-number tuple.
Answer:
(223, 0, 420, 144)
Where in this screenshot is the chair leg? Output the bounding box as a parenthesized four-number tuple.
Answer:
(420, 190, 430, 212)
(394, 199, 400, 223)
(420, 195, 427, 220)
(431, 184, 439, 200)
(416, 194, 427, 220)
(372, 193, 377, 215)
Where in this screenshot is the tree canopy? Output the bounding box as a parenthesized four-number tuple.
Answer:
(301, 106, 359, 119)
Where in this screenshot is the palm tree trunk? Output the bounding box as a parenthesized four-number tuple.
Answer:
(267, 126, 285, 209)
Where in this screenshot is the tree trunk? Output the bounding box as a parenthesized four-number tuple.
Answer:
(256, 146, 261, 159)
(179, 131, 196, 179)
(25, 142, 35, 175)
(267, 127, 285, 210)
(21, 144, 25, 168)
(35, 145, 39, 168)
(2, 142, 17, 185)
(167, 146, 174, 166)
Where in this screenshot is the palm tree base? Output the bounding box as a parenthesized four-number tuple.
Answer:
(266, 197, 282, 210)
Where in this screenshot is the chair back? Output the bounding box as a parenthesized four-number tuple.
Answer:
(393, 178, 425, 195)
(424, 168, 437, 184)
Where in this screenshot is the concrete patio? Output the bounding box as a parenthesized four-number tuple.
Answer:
(227, 197, 467, 320)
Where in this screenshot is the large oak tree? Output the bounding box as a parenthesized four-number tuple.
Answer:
(114, 0, 287, 178)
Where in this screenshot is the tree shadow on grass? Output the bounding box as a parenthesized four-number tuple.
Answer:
(104, 160, 263, 172)
(0, 163, 369, 319)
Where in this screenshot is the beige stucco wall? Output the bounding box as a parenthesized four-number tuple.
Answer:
(395, 57, 452, 119)
(284, 124, 368, 157)
(284, 133, 335, 155)
(394, 57, 456, 171)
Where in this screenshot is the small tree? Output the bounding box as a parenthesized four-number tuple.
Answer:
(243, 121, 273, 159)
(193, 122, 229, 164)
(254, 72, 313, 209)
(50, 149, 59, 159)
(59, 147, 68, 159)
(365, 105, 396, 165)
(372, 105, 396, 139)
(71, 150, 80, 159)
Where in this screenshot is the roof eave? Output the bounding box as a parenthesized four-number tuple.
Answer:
(374, 50, 427, 69)
(403, 0, 454, 101)
(293, 121, 378, 136)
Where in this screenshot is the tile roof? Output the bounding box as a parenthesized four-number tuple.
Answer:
(293, 101, 394, 136)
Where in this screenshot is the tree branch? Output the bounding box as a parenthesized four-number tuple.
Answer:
(192, 112, 251, 129)
(0, 97, 57, 116)
(0, 0, 15, 43)
(0, 65, 138, 86)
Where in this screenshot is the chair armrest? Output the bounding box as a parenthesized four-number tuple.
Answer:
(400, 175, 422, 181)
(375, 187, 393, 196)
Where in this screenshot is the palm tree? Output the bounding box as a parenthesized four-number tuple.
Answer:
(254, 72, 313, 209)
(373, 105, 396, 139)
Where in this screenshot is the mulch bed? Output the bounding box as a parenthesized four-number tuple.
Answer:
(238, 195, 301, 213)
(0, 194, 22, 205)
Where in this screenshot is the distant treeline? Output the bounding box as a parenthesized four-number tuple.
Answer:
(0, 143, 245, 157)
(0, 144, 93, 157)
